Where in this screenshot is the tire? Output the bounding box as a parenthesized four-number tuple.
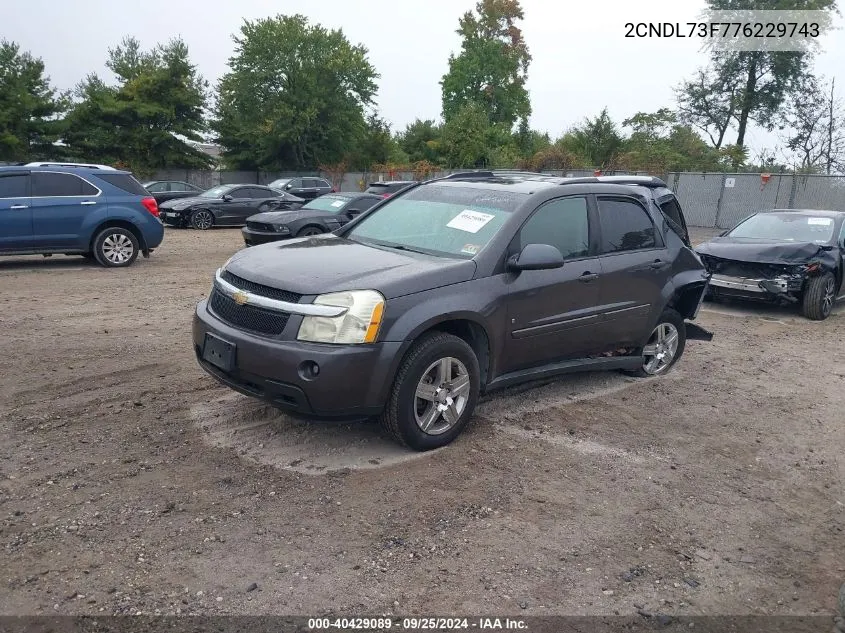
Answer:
(801, 272, 836, 320)
(297, 226, 324, 237)
(625, 308, 686, 377)
(190, 209, 214, 230)
(379, 332, 481, 451)
(92, 227, 139, 268)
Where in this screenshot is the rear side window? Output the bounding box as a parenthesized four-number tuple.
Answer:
(0, 173, 29, 198)
(657, 196, 689, 243)
(316, 178, 331, 188)
(518, 197, 590, 259)
(32, 172, 99, 197)
(597, 198, 657, 253)
(96, 173, 149, 196)
(248, 187, 274, 198)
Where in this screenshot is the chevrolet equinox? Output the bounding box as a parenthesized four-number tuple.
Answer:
(193, 173, 710, 450)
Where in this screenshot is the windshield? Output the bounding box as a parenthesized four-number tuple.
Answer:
(303, 195, 352, 213)
(346, 184, 526, 258)
(729, 213, 836, 243)
(199, 185, 234, 199)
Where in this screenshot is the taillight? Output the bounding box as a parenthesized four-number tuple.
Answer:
(141, 196, 159, 218)
(382, 193, 390, 199)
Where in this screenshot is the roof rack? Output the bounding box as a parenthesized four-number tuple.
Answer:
(441, 170, 496, 180)
(25, 161, 117, 171)
(559, 175, 667, 188)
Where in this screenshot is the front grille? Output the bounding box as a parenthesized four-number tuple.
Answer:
(209, 289, 290, 336)
(220, 270, 301, 303)
(246, 221, 274, 232)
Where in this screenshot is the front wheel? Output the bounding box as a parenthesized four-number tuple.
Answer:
(190, 209, 214, 230)
(92, 227, 139, 268)
(380, 333, 480, 451)
(297, 226, 324, 237)
(802, 272, 836, 320)
(625, 309, 686, 377)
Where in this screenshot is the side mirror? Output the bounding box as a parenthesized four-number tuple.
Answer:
(507, 243, 564, 271)
(222, 194, 232, 202)
(285, 184, 293, 190)
(346, 208, 362, 218)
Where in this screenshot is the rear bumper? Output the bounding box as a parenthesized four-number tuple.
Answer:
(192, 299, 403, 419)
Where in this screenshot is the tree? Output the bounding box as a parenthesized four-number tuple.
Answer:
(351, 112, 397, 170)
(680, 0, 838, 149)
(398, 119, 443, 164)
(212, 15, 378, 171)
(782, 75, 845, 173)
(441, 0, 531, 130)
(440, 102, 491, 167)
(559, 108, 623, 168)
(63, 37, 211, 174)
(0, 41, 66, 162)
(676, 60, 741, 149)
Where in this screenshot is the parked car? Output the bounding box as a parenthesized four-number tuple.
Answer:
(159, 184, 304, 229)
(267, 177, 334, 200)
(365, 180, 418, 198)
(0, 162, 163, 267)
(193, 172, 710, 450)
(241, 192, 384, 246)
(696, 209, 845, 320)
(142, 180, 204, 205)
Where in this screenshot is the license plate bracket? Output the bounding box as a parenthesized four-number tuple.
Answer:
(202, 333, 235, 372)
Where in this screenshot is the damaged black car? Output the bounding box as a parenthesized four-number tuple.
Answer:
(696, 209, 845, 320)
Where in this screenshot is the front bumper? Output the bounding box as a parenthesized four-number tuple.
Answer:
(192, 299, 403, 419)
(241, 227, 286, 246)
(160, 211, 187, 226)
(708, 273, 804, 299)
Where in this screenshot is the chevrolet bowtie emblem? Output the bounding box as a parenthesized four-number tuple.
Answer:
(232, 290, 249, 305)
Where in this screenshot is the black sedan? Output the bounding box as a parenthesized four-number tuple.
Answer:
(241, 192, 382, 246)
(159, 184, 305, 230)
(696, 209, 845, 320)
(267, 177, 335, 200)
(142, 180, 204, 205)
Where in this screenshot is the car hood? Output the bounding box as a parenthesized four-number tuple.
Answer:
(225, 235, 477, 298)
(695, 236, 833, 265)
(159, 196, 214, 210)
(247, 209, 330, 224)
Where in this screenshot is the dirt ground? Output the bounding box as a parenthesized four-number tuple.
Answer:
(0, 226, 843, 619)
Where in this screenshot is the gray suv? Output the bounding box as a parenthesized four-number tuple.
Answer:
(193, 173, 711, 450)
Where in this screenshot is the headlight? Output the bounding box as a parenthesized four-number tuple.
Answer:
(274, 225, 291, 234)
(297, 290, 385, 344)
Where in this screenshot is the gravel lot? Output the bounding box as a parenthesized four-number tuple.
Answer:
(1, 226, 843, 618)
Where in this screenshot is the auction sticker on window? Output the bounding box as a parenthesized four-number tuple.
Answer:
(447, 210, 495, 233)
(330, 200, 345, 208)
(807, 217, 832, 225)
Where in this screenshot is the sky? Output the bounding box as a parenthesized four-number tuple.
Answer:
(4, 0, 844, 159)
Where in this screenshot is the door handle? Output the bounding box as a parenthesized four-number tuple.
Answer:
(649, 259, 664, 269)
(578, 272, 599, 283)
(80, 201, 96, 206)
(10, 204, 28, 209)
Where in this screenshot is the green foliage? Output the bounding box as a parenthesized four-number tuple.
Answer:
(559, 108, 623, 168)
(440, 102, 491, 168)
(62, 37, 210, 175)
(441, 0, 531, 130)
(350, 112, 398, 170)
(211, 15, 378, 171)
(398, 119, 443, 164)
(0, 40, 66, 162)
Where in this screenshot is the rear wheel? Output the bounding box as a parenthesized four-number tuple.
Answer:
(380, 333, 480, 451)
(625, 309, 686, 377)
(190, 209, 214, 230)
(92, 227, 139, 268)
(802, 272, 836, 320)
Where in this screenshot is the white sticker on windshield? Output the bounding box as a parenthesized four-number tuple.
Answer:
(330, 200, 345, 208)
(447, 210, 495, 233)
(807, 217, 832, 225)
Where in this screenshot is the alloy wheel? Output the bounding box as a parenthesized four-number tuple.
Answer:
(101, 233, 135, 265)
(641, 323, 679, 375)
(192, 210, 213, 230)
(413, 357, 471, 435)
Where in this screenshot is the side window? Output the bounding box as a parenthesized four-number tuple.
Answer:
(32, 172, 98, 197)
(250, 187, 273, 198)
(317, 179, 332, 188)
(170, 182, 188, 192)
(0, 173, 29, 198)
(597, 198, 657, 254)
(228, 188, 248, 198)
(839, 221, 845, 245)
(147, 182, 167, 192)
(518, 196, 590, 259)
(357, 197, 380, 210)
(288, 179, 302, 189)
(657, 196, 689, 242)
(303, 178, 318, 188)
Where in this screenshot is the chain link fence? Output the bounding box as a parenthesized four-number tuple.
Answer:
(668, 172, 845, 228)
